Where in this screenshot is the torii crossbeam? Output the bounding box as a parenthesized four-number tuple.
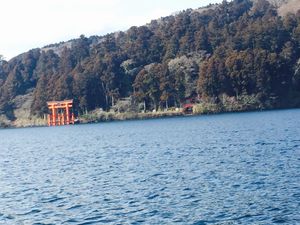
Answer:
(47, 100, 75, 126)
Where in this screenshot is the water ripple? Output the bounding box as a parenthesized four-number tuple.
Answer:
(0, 110, 300, 224)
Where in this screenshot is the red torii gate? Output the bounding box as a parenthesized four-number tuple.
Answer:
(47, 100, 75, 126)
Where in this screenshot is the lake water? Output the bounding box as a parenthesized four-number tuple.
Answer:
(0, 109, 299, 224)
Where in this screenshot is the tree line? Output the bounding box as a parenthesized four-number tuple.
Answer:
(0, 0, 300, 119)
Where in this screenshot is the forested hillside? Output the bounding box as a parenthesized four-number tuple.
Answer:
(0, 0, 300, 126)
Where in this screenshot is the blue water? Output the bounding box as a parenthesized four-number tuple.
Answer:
(0, 109, 299, 224)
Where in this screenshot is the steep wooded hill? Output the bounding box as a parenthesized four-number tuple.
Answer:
(0, 0, 300, 126)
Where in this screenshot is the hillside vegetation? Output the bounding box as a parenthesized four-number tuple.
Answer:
(0, 0, 300, 126)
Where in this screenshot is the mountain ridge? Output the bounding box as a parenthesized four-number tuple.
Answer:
(7, 0, 299, 62)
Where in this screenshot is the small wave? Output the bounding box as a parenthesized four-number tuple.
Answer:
(147, 194, 159, 200)
(32, 223, 54, 225)
(145, 210, 159, 217)
(63, 218, 79, 223)
(41, 196, 64, 203)
(272, 217, 288, 223)
(78, 218, 115, 224)
(268, 207, 281, 212)
(234, 213, 263, 220)
(77, 221, 105, 225)
(67, 204, 83, 210)
(18, 209, 41, 216)
(83, 215, 104, 221)
(0, 213, 14, 220)
(126, 208, 145, 215)
(181, 194, 196, 200)
(111, 207, 124, 211)
(192, 220, 208, 225)
(151, 173, 164, 177)
(255, 141, 275, 146)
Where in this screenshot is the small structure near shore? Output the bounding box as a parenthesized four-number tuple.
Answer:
(183, 103, 194, 114)
(47, 100, 75, 126)
(182, 97, 200, 114)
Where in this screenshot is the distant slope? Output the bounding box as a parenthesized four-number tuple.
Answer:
(277, 0, 300, 16)
(0, 0, 300, 127)
(254, 0, 300, 15)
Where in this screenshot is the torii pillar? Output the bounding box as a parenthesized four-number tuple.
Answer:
(47, 100, 75, 126)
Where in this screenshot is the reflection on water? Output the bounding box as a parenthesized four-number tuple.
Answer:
(0, 109, 299, 224)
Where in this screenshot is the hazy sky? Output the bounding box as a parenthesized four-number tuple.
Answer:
(0, 0, 223, 59)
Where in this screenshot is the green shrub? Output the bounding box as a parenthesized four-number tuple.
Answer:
(193, 102, 221, 114)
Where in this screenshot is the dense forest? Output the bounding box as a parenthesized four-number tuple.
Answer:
(0, 0, 300, 125)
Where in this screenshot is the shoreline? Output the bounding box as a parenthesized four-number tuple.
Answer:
(1, 105, 300, 129)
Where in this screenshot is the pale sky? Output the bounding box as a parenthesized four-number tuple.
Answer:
(0, 0, 222, 60)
